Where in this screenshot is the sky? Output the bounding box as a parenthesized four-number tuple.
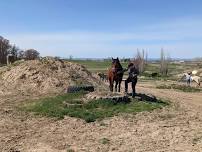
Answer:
(0, 0, 202, 59)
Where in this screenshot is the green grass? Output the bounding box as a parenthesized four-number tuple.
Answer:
(67, 60, 128, 73)
(66, 149, 75, 152)
(22, 92, 167, 123)
(66, 60, 195, 82)
(157, 84, 201, 92)
(68, 60, 187, 81)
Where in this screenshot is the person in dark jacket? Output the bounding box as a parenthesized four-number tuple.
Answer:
(125, 63, 139, 97)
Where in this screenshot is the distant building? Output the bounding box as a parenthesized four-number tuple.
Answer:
(171, 60, 185, 64)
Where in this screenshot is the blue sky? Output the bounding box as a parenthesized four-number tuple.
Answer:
(0, 0, 202, 58)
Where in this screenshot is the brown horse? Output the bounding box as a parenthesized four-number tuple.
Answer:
(108, 57, 124, 92)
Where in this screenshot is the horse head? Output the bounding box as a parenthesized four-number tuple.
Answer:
(112, 57, 120, 64)
(183, 73, 187, 77)
(181, 73, 188, 79)
(111, 57, 122, 69)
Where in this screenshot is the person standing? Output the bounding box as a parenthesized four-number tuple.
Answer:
(186, 72, 192, 86)
(125, 63, 139, 97)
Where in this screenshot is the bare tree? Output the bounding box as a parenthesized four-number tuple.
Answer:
(132, 49, 147, 74)
(160, 48, 169, 76)
(0, 36, 11, 64)
(24, 49, 40, 60)
(145, 51, 148, 65)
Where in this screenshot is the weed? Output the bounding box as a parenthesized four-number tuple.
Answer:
(100, 138, 110, 144)
(192, 135, 202, 145)
(66, 149, 75, 152)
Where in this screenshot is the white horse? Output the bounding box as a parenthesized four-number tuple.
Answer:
(192, 76, 201, 86)
(182, 73, 201, 86)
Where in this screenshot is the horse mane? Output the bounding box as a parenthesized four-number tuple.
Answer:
(116, 61, 123, 70)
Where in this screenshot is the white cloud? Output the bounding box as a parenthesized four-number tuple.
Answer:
(4, 17, 202, 58)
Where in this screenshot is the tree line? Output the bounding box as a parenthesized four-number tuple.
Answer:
(0, 36, 40, 65)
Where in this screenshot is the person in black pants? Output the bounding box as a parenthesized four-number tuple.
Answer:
(125, 63, 139, 97)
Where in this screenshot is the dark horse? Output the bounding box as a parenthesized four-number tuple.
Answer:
(108, 57, 124, 92)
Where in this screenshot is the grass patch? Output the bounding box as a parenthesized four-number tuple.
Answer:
(157, 84, 201, 92)
(68, 60, 128, 73)
(193, 136, 202, 145)
(100, 138, 110, 144)
(22, 92, 168, 122)
(66, 149, 75, 152)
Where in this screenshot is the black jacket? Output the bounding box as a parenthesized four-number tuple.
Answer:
(128, 66, 139, 78)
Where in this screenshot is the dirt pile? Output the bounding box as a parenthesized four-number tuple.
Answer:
(0, 57, 104, 95)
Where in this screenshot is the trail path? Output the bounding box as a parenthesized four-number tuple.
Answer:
(1, 82, 202, 152)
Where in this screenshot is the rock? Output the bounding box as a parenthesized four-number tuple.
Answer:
(136, 93, 157, 102)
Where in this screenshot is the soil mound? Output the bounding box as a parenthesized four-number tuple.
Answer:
(0, 57, 104, 95)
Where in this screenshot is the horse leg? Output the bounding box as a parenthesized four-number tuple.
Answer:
(109, 79, 114, 92)
(197, 79, 200, 87)
(118, 80, 121, 92)
(115, 81, 118, 92)
(108, 78, 111, 91)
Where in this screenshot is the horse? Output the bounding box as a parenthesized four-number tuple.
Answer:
(182, 73, 201, 86)
(192, 76, 201, 86)
(108, 57, 124, 92)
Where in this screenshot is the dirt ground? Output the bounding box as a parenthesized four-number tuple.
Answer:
(1, 81, 202, 152)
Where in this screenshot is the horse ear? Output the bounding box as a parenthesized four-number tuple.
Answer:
(117, 57, 119, 60)
(112, 57, 113, 60)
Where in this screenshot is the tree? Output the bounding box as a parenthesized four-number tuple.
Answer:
(160, 48, 169, 76)
(145, 51, 148, 65)
(132, 49, 147, 74)
(9, 45, 19, 60)
(17, 50, 25, 59)
(0, 36, 11, 64)
(69, 55, 73, 60)
(0, 35, 39, 64)
(24, 49, 40, 60)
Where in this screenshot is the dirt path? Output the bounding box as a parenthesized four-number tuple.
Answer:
(1, 82, 202, 152)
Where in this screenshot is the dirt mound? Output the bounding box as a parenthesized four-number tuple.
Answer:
(0, 57, 104, 95)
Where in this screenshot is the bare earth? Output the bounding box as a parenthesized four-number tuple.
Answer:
(1, 81, 202, 152)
